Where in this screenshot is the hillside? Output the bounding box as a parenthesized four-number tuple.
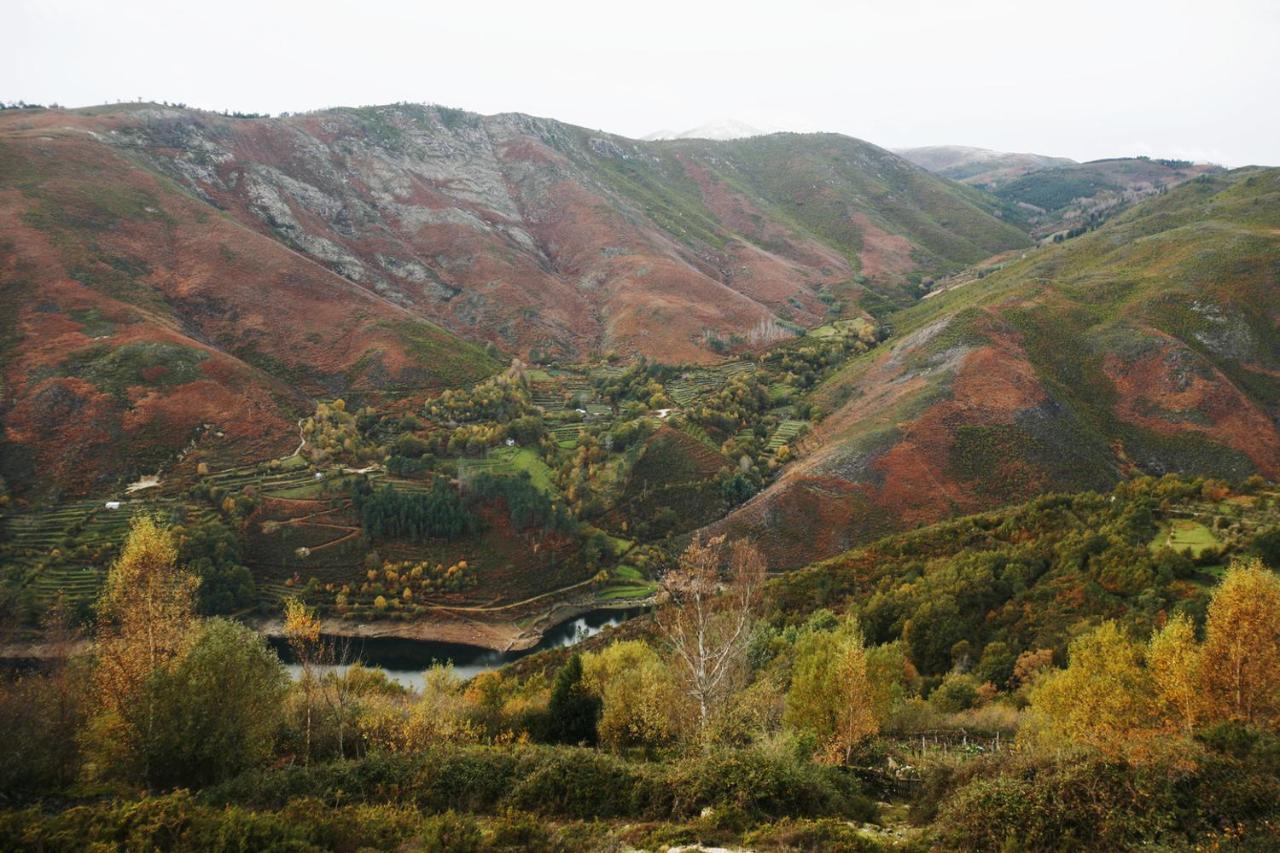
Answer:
(0, 104, 1029, 366)
(0, 118, 500, 501)
(900, 146, 1219, 240)
(711, 168, 1280, 569)
(895, 145, 1076, 188)
(993, 157, 1222, 239)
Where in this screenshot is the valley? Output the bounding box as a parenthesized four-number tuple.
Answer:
(2, 104, 1277, 648)
(0, 314, 881, 648)
(1, 95, 1279, 851)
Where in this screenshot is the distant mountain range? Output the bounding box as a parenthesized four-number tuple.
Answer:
(898, 145, 1222, 238)
(0, 103, 1029, 497)
(643, 119, 773, 141)
(895, 145, 1078, 187)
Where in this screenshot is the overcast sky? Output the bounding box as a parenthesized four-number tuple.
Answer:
(7, 0, 1278, 166)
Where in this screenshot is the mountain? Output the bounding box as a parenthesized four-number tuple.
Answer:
(643, 119, 770, 141)
(3, 105, 1029, 365)
(895, 145, 1076, 188)
(0, 112, 500, 501)
(991, 157, 1222, 238)
(899, 145, 1221, 239)
(0, 103, 1030, 500)
(710, 167, 1280, 569)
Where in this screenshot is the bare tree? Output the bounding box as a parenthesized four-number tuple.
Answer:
(656, 535, 766, 740)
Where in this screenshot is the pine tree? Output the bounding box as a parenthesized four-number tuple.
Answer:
(547, 653, 600, 745)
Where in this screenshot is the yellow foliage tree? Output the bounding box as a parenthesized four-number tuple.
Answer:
(90, 515, 197, 779)
(1148, 612, 1205, 735)
(1200, 557, 1280, 728)
(582, 640, 680, 751)
(784, 617, 879, 764)
(283, 597, 323, 763)
(1021, 621, 1157, 759)
(359, 665, 477, 751)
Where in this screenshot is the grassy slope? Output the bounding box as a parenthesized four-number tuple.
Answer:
(711, 134, 1030, 271)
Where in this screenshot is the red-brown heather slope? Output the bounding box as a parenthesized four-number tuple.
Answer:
(0, 119, 499, 501)
(710, 169, 1280, 569)
(3, 104, 1028, 365)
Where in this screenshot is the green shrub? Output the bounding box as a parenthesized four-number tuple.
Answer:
(932, 752, 1280, 851)
(508, 749, 640, 818)
(655, 748, 877, 823)
(134, 619, 288, 789)
(744, 817, 883, 851)
(202, 744, 875, 824)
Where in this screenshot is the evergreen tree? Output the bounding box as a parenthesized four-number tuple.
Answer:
(547, 653, 600, 745)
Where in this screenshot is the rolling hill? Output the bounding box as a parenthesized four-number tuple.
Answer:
(895, 145, 1076, 188)
(899, 145, 1220, 240)
(710, 167, 1280, 569)
(992, 157, 1221, 238)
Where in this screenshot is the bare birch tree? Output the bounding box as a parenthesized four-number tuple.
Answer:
(656, 535, 766, 740)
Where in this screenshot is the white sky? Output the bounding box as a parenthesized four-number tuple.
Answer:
(6, 0, 1278, 166)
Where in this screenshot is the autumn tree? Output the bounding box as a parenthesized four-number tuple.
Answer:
(582, 640, 680, 752)
(283, 597, 323, 763)
(0, 597, 89, 799)
(784, 616, 879, 764)
(657, 536, 765, 740)
(89, 515, 197, 782)
(1021, 621, 1157, 759)
(1199, 557, 1280, 728)
(1148, 612, 1204, 735)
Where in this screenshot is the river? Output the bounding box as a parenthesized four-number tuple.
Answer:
(270, 606, 648, 691)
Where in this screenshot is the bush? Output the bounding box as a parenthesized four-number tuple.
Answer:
(202, 744, 876, 824)
(134, 618, 288, 789)
(0, 791, 475, 852)
(507, 748, 641, 818)
(655, 748, 878, 823)
(932, 751, 1280, 851)
(744, 817, 883, 851)
(929, 673, 980, 713)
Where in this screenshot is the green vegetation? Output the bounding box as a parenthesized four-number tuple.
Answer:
(1149, 518, 1220, 558)
(3, 493, 1279, 849)
(354, 480, 478, 543)
(56, 341, 208, 400)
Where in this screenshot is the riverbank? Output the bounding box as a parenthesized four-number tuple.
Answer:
(252, 593, 654, 653)
(0, 595, 653, 664)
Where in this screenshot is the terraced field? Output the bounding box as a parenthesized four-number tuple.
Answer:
(459, 447, 557, 494)
(667, 362, 756, 407)
(767, 419, 808, 451)
(550, 423, 589, 448)
(28, 564, 106, 608)
(1, 496, 223, 608)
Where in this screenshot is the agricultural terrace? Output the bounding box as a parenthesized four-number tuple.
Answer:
(0, 318, 882, 635)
